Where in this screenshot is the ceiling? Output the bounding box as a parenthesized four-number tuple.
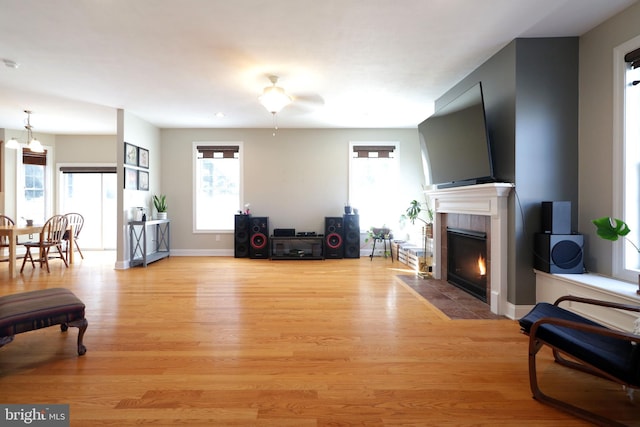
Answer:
(0, 0, 636, 135)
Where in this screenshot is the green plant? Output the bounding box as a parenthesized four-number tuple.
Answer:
(403, 199, 434, 225)
(592, 216, 640, 252)
(593, 216, 640, 295)
(153, 194, 167, 213)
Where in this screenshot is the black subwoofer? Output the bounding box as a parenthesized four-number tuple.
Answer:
(249, 217, 269, 259)
(343, 214, 360, 258)
(534, 233, 584, 274)
(324, 217, 344, 259)
(234, 214, 250, 258)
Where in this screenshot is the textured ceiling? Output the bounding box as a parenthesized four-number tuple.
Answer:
(0, 0, 636, 134)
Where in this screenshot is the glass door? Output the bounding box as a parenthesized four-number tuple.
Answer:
(60, 171, 117, 250)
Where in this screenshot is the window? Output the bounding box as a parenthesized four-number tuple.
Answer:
(615, 39, 640, 282)
(348, 142, 400, 232)
(193, 143, 242, 232)
(19, 148, 50, 224)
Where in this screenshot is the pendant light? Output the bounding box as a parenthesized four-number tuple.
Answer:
(6, 110, 44, 153)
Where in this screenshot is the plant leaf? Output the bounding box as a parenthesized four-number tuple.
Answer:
(592, 216, 630, 241)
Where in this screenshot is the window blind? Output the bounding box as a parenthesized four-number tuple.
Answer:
(352, 145, 396, 158)
(625, 47, 640, 69)
(196, 145, 239, 159)
(22, 148, 47, 166)
(60, 166, 117, 174)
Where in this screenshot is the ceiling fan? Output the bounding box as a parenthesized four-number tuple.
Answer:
(258, 75, 324, 115)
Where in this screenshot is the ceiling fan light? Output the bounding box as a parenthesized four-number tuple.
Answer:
(259, 85, 292, 114)
(6, 138, 20, 149)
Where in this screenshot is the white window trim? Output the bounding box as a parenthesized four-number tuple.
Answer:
(348, 141, 400, 232)
(613, 34, 640, 282)
(191, 141, 244, 234)
(15, 145, 53, 222)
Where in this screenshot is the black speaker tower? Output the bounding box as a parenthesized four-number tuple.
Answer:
(343, 214, 360, 258)
(324, 217, 344, 259)
(234, 214, 250, 258)
(249, 217, 269, 259)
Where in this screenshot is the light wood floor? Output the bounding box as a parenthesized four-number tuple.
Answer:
(0, 253, 637, 426)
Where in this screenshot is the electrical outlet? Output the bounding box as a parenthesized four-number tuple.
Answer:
(215, 234, 221, 241)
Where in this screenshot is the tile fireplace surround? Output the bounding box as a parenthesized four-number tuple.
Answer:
(427, 183, 514, 317)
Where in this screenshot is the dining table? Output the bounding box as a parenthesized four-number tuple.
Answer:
(0, 224, 74, 278)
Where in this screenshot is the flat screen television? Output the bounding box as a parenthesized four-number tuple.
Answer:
(418, 82, 495, 188)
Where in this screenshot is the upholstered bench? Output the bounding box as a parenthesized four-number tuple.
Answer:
(0, 288, 87, 355)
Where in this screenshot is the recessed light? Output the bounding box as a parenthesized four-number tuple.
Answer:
(214, 112, 225, 118)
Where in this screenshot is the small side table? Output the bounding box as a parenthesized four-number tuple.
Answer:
(369, 228, 393, 262)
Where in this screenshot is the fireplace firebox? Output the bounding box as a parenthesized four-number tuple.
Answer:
(447, 228, 488, 302)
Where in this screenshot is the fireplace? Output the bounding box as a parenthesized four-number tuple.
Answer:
(426, 183, 513, 316)
(447, 228, 488, 302)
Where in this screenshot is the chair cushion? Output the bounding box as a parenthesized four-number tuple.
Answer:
(519, 302, 640, 386)
(0, 288, 85, 337)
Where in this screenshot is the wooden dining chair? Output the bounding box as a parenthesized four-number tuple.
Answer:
(63, 212, 84, 261)
(0, 214, 15, 261)
(20, 215, 69, 273)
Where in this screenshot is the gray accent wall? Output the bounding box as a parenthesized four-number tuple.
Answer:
(434, 38, 579, 305)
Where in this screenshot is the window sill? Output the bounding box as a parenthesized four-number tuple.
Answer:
(534, 270, 640, 330)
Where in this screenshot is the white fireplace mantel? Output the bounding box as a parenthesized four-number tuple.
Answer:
(426, 182, 514, 316)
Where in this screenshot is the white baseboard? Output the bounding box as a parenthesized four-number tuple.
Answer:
(171, 249, 234, 257)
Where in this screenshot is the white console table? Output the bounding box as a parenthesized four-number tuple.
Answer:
(129, 219, 171, 267)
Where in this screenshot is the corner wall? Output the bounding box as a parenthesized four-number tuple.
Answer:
(115, 109, 162, 268)
(435, 37, 579, 306)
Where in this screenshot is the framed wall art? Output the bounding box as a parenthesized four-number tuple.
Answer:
(138, 147, 149, 169)
(124, 167, 138, 190)
(125, 142, 138, 166)
(138, 170, 149, 191)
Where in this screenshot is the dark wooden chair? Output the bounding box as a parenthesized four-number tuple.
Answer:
(20, 215, 69, 273)
(0, 214, 15, 262)
(519, 295, 640, 426)
(63, 212, 84, 261)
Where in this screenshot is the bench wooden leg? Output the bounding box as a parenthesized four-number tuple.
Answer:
(63, 318, 88, 356)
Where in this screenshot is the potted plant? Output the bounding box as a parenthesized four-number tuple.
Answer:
(153, 194, 168, 219)
(403, 198, 435, 276)
(592, 216, 640, 294)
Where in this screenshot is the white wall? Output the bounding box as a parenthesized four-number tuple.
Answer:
(115, 110, 162, 267)
(579, 2, 640, 275)
(54, 134, 116, 163)
(160, 128, 423, 253)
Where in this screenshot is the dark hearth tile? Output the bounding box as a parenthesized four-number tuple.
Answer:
(397, 274, 503, 320)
